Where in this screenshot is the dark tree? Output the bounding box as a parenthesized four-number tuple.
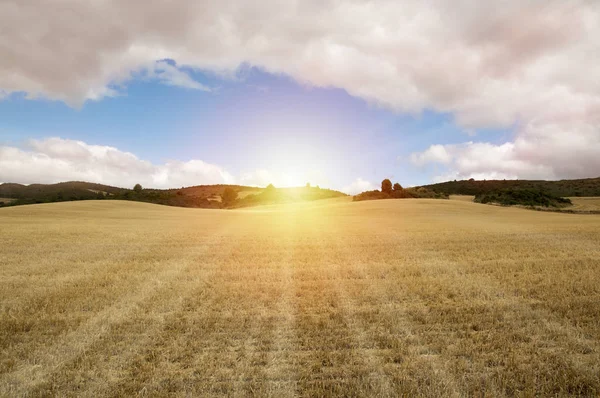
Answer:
(133, 183, 143, 193)
(381, 179, 393, 194)
(393, 182, 403, 191)
(221, 187, 238, 204)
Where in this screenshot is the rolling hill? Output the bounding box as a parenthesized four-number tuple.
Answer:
(419, 177, 600, 197)
(0, 181, 347, 209)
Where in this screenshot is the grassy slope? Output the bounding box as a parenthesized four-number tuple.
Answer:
(1, 200, 600, 396)
(449, 194, 600, 213)
(420, 177, 600, 197)
(567, 197, 600, 212)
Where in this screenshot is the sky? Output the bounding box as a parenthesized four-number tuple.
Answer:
(1, 1, 599, 194)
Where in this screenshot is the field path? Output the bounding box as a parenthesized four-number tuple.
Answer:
(262, 236, 300, 397)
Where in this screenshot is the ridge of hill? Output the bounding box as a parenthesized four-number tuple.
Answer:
(0, 181, 347, 209)
(419, 177, 600, 197)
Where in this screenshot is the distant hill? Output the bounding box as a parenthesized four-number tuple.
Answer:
(0, 181, 347, 209)
(0, 181, 126, 205)
(419, 177, 600, 197)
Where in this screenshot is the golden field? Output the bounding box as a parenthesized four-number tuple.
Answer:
(1, 198, 600, 397)
(567, 197, 600, 212)
(450, 195, 600, 213)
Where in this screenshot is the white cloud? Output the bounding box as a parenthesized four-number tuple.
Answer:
(409, 145, 452, 167)
(0, 138, 234, 188)
(410, 120, 600, 181)
(342, 178, 375, 195)
(1, 1, 600, 179)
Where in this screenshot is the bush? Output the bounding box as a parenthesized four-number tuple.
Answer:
(353, 190, 388, 201)
(381, 179, 392, 194)
(221, 187, 238, 205)
(354, 182, 447, 201)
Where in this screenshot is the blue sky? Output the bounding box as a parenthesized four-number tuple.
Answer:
(0, 66, 511, 192)
(1, 1, 598, 192)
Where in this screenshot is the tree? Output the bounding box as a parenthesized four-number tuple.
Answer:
(133, 183, 143, 193)
(221, 187, 237, 204)
(393, 182, 403, 191)
(306, 182, 311, 188)
(381, 179, 393, 194)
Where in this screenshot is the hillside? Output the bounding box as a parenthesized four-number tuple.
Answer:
(0, 181, 346, 209)
(420, 177, 600, 197)
(0, 181, 126, 204)
(474, 189, 572, 208)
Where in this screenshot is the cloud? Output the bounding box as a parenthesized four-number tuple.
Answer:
(0, 137, 337, 189)
(342, 178, 375, 195)
(1, 1, 600, 179)
(0, 138, 234, 188)
(410, 120, 600, 181)
(409, 145, 453, 167)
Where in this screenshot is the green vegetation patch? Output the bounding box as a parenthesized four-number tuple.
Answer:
(474, 189, 572, 208)
(354, 179, 448, 202)
(420, 177, 600, 197)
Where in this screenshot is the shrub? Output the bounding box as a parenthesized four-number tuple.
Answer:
(221, 187, 238, 205)
(381, 179, 393, 194)
(353, 190, 388, 201)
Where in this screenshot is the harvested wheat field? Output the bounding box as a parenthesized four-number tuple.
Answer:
(1, 199, 600, 397)
(568, 197, 600, 213)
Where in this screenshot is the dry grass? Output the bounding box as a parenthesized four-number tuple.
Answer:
(451, 194, 600, 214)
(567, 197, 600, 212)
(237, 190, 261, 199)
(1, 199, 600, 397)
(449, 195, 475, 202)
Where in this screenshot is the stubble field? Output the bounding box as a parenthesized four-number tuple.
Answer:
(1, 198, 600, 397)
